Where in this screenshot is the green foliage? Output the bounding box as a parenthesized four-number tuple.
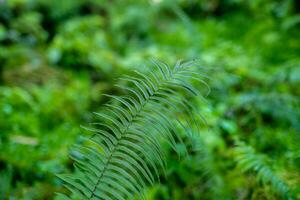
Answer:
(1, 0, 300, 199)
(235, 143, 292, 199)
(0, 71, 92, 198)
(57, 61, 203, 199)
(48, 15, 114, 71)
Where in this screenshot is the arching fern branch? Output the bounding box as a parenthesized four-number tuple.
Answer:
(56, 60, 207, 200)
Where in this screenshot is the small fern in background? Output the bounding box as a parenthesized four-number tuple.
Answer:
(56, 61, 206, 200)
(234, 143, 294, 200)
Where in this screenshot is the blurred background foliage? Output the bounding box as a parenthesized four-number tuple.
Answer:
(0, 0, 300, 199)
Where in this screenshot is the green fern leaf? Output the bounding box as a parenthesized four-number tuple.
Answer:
(57, 60, 205, 200)
(235, 143, 294, 200)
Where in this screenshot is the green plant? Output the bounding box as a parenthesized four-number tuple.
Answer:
(235, 143, 294, 199)
(56, 61, 206, 200)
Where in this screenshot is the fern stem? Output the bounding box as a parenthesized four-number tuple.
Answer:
(89, 85, 159, 199)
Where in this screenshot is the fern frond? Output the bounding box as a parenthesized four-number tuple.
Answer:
(234, 143, 294, 199)
(57, 60, 205, 200)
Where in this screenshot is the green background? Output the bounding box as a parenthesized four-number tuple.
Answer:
(0, 0, 300, 199)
